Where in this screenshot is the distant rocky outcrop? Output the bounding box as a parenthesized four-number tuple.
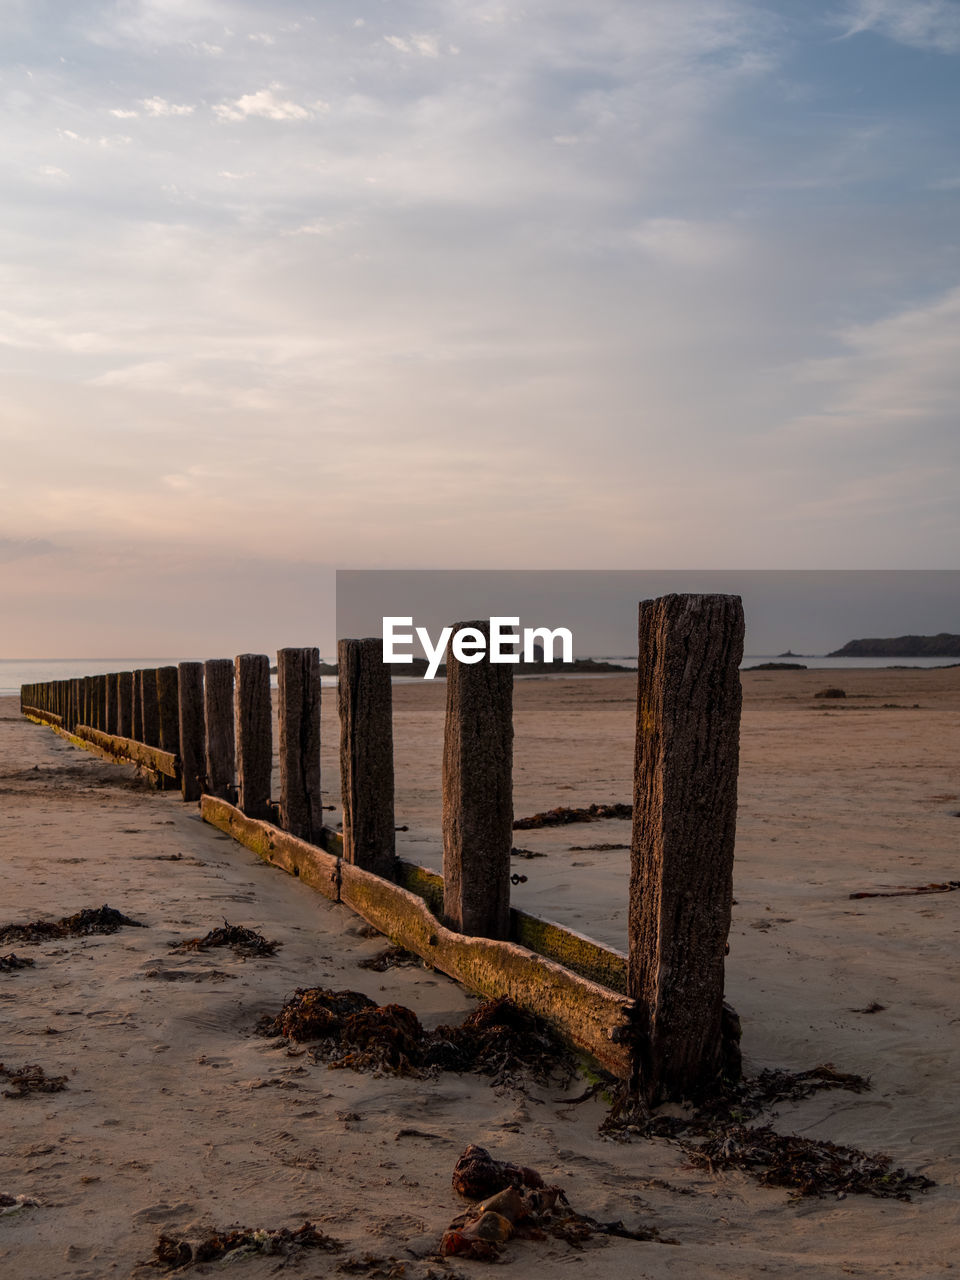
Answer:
(827, 633, 960, 658)
(745, 662, 807, 670)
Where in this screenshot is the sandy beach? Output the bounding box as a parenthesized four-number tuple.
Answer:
(1, 667, 958, 1277)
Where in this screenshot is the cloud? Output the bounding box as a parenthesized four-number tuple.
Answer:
(109, 108, 139, 119)
(384, 33, 442, 57)
(213, 88, 310, 122)
(795, 283, 960, 431)
(835, 0, 960, 53)
(0, 537, 56, 564)
(141, 96, 194, 116)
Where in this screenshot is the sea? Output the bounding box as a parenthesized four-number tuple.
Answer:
(1, 654, 956, 697)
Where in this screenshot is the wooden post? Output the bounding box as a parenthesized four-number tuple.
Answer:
(156, 666, 180, 755)
(117, 671, 133, 738)
(104, 674, 116, 735)
(141, 669, 160, 747)
(337, 638, 395, 878)
(204, 659, 236, 802)
(277, 646, 324, 843)
(177, 662, 205, 802)
(441, 620, 513, 939)
(235, 654, 272, 819)
(628, 593, 744, 1104)
(132, 670, 144, 742)
(97, 674, 107, 730)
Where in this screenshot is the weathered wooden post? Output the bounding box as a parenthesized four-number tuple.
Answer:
(117, 671, 133, 738)
(81, 676, 93, 726)
(96, 674, 107, 730)
(277, 647, 323, 843)
(337, 638, 394, 877)
(178, 662, 205, 802)
(104, 674, 116, 735)
(235, 654, 272, 819)
(141, 668, 160, 747)
(156, 666, 180, 755)
(628, 593, 744, 1104)
(132, 670, 144, 741)
(204, 659, 236, 803)
(441, 620, 514, 939)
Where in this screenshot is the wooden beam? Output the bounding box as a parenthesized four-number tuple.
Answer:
(201, 795, 338, 900)
(73, 724, 180, 778)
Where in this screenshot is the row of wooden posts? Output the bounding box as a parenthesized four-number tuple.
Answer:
(20, 594, 745, 1101)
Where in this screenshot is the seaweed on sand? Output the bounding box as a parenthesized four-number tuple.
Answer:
(441, 1145, 674, 1261)
(259, 990, 575, 1087)
(686, 1126, 934, 1200)
(513, 803, 632, 830)
(0, 905, 144, 944)
(601, 1064, 934, 1201)
(170, 922, 279, 959)
(151, 1222, 342, 1270)
(0, 954, 34, 973)
(0, 1063, 68, 1098)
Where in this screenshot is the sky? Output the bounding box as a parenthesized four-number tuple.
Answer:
(1, 0, 958, 656)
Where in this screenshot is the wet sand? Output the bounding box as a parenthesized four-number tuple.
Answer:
(0, 666, 958, 1277)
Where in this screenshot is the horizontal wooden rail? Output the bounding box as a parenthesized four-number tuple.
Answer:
(73, 725, 180, 780)
(22, 706, 62, 728)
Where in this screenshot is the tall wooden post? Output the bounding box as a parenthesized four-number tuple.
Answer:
(277, 647, 323, 843)
(141, 669, 160, 747)
(204, 659, 236, 803)
(235, 654, 272, 819)
(628, 593, 744, 1104)
(117, 671, 133, 738)
(441, 620, 513, 939)
(337, 638, 394, 878)
(178, 662, 205, 802)
(132, 670, 144, 742)
(105, 674, 116, 735)
(97, 674, 107, 730)
(156, 666, 180, 755)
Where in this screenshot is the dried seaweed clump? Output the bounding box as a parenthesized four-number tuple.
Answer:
(427, 998, 576, 1087)
(152, 1222, 342, 1270)
(686, 1126, 934, 1200)
(0, 905, 144, 945)
(259, 990, 574, 1086)
(1, 1063, 68, 1098)
(171, 922, 279, 958)
(441, 1145, 671, 1261)
(601, 1064, 934, 1201)
(0, 954, 34, 973)
(513, 803, 632, 830)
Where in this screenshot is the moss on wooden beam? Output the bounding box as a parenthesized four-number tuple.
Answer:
(201, 795, 339, 901)
(73, 725, 179, 779)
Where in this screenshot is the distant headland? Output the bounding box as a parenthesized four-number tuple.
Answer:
(827, 633, 960, 658)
